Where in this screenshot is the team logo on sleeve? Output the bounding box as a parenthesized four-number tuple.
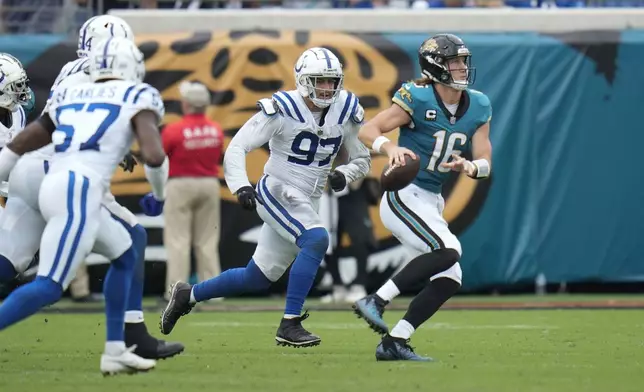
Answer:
(398, 86, 412, 103)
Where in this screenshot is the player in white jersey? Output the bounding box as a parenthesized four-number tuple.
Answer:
(0, 53, 29, 151)
(0, 53, 33, 269)
(0, 37, 169, 375)
(160, 47, 371, 347)
(0, 15, 184, 360)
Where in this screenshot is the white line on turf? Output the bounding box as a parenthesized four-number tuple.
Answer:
(189, 321, 558, 330)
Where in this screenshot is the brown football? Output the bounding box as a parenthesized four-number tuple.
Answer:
(380, 155, 421, 192)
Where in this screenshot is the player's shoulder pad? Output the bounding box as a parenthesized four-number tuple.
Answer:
(272, 90, 305, 123)
(126, 82, 165, 123)
(256, 98, 279, 116)
(57, 60, 76, 76)
(352, 103, 365, 124)
(397, 82, 426, 103)
(468, 88, 491, 108)
(125, 82, 161, 105)
(49, 84, 68, 105)
(341, 90, 363, 124)
(468, 88, 492, 124)
(393, 82, 423, 115)
(58, 58, 88, 79)
(335, 90, 361, 125)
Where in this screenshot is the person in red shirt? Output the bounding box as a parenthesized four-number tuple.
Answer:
(162, 81, 224, 298)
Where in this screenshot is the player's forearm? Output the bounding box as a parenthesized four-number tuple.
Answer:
(140, 147, 165, 168)
(0, 119, 50, 182)
(336, 132, 372, 182)
(0, 148, 19, 183)
(8, 117, 53, 155)
(336, 154, 371, 183)
(359, 122, 399, 157)
(474, 152, 491, 168)
(468, 141, 492, 179)
(357, 121, 384, 149)
(144, 156, 169, 200)
(223, 143, 252, 194)
(472, 136, 492, 172)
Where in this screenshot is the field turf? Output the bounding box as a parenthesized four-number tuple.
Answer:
(1, 295, 643, 392)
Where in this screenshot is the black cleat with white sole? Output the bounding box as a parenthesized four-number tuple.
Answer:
(275, 311, 321, 348)
(159, 282, 194, 335)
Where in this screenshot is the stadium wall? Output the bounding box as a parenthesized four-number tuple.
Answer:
(8, 27, 644, 294)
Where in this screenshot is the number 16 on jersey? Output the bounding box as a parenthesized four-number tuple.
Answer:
(426, 130, 467, 172)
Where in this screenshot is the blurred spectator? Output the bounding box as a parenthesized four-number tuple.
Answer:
(162, 81, 224, 300)
(1, 0, 63, 33)
(134, 0, 232, 9)
(333, 0, 378, 7)
(241, 0, 283, 8)
(283, 0, 333, 7)
(69, 263, 103, 302)
(472, 0, 505, 6)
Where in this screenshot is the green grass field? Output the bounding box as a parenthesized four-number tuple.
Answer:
(1, 296, 644, 392)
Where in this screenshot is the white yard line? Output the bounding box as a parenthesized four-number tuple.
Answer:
(189, 321, 558, 330)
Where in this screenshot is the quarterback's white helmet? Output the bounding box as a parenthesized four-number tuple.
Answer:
(294, 47, 344, 109)
(77, 15, 134, 58)
(0, 53, 30, 111)
(88, 37, 145, 83)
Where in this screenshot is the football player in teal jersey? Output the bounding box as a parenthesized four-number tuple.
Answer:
(353, 34, 493, 361)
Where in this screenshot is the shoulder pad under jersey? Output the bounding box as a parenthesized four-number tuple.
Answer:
(256, 98, 278, 116)
(351, 103, 365, 124)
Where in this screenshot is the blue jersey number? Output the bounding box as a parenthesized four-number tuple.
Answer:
(54, 102, 121, 153)
(288, 132, 342, 167)
(426, 130, 468, 172)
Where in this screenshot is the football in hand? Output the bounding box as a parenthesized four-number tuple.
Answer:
(380, 155, 421, 192)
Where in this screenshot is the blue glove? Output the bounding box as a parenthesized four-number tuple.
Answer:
(139, 193, 164, 216)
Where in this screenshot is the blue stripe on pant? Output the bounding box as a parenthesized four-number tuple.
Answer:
(47, 171, 89, 284)
(256, 175, 305, 239)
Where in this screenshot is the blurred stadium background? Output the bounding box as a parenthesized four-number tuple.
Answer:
(2, 2, 644, 391)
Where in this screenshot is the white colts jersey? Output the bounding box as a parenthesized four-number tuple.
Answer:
(225, 89, 370, 199)
(46, 58, 90, 110)
(0, 106, 26, 148)
(30, 58, 92, 160)
(46, 80, 164, 190)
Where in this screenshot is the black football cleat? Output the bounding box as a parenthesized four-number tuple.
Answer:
(159, 282, 194, 335)
(275, 311, 321, 348)
(125, 322, 185, 360)
(375, 334, 433, 362)
(352, 294, 389, 335)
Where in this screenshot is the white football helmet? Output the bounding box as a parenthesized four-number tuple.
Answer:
(0, 53, 31, 111)
(294, 47, 344, 109)
(77, 15, 135, 58)
(88, 37, 145, 84)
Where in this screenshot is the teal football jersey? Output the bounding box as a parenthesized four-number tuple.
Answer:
(392, 82, 492, 193)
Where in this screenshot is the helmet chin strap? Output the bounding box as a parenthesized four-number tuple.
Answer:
(449, 80, 469, 91)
